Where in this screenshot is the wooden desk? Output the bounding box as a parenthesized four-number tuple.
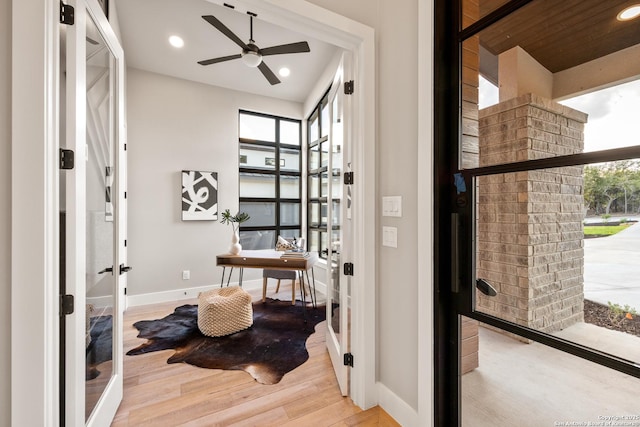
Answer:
(216, 250, 318, 307)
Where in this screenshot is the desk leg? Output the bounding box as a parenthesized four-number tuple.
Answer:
(298, 270, 310, 323)
(297, 270, 306, 306)
(305, 268, 317, 308)
(220, 267, 243, 287)
(226, 267, 234, 287)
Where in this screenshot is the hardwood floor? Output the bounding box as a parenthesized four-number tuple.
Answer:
(111, 287, 399, 426)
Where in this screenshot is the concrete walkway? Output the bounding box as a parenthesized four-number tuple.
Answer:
(584, 220, 640, 310)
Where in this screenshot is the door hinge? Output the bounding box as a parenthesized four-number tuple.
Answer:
(124, 287, 127, 295)
(343, 262, 354, 276)
(343, 353, 354, 367)
(59, 1, 74, 25)
(60, 294, 74, 316)
(344, 171, 354, 185)
(344, 80, 354, 95)
(59, 149, 75, 170)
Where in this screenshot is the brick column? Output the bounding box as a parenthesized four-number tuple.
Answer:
(477, 93, 588, 333)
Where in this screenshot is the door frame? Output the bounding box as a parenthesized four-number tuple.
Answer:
(12, 0, 61, 425)
(432, 0, 640, 425)
(190, 0, 378, 410)
(11, 0, 377, 424)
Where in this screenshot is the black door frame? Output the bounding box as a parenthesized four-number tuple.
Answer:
(433, 1, 640, 425)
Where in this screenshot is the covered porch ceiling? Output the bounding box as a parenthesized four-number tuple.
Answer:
(476, 0, 640, 89)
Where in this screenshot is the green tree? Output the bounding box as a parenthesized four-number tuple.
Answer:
(584, 161, 640, 215)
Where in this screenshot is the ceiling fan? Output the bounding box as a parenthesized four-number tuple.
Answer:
(197, 13, 311, 85)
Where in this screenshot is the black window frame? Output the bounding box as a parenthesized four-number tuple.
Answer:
(435, 1, 640, 425)
(238, 110, 302, 249)
(306, 87, 333, 259)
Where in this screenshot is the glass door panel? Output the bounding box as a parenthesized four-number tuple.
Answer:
(474, 161, 640, 366)
(324, 55, 351, 396)
(461, 319, 639, 426)
(84, 11, 116, 419)
(64, 1, 125, 425)
(447, 0, 640, 425)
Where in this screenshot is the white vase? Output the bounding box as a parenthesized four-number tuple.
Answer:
(229, 230, 242, 255)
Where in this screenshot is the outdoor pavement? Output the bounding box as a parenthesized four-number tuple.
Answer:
(584, 217, 640, 310)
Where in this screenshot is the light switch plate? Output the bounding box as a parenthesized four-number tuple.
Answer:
(382, 226, 398, 248)
(382, 196, 402, 217)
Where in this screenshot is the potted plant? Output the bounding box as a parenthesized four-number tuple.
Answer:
(220, 209, 250, 255)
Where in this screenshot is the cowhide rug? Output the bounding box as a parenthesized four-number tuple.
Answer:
(126, 298, 328, 385)
(86, 315, 113, 381)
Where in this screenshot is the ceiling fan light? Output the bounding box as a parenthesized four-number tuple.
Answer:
(241, 51, 262, 67)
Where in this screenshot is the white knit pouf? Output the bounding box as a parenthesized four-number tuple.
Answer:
(197, 286, 253, 337)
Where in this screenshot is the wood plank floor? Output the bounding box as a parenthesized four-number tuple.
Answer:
(111, 287, 399, 426)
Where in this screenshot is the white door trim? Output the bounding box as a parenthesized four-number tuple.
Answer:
(418, 0, 435, 425)
(206, 0, 377, 409)
(258, 0, 377, 409)
(11, 0, 60, 425)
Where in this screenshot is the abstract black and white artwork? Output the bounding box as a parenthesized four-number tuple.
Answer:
(181, 170, 218, 221)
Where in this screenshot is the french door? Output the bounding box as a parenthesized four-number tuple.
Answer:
(325, 53, 353, 395)
(435, 0, 640, 425)
(63, 0, 126, 425)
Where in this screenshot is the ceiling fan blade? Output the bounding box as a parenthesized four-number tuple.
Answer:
(258, 62, 281, 85)
(259, 41, 310, 57)
(198, 54, 242, 66)
(202, 15, 249, 50)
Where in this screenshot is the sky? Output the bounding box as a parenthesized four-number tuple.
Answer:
(479, 77, 640, 153)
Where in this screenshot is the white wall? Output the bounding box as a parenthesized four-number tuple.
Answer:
(306, 0, 421, 413)
(0, 0, 11, 424)
(126, 68, 303, 297)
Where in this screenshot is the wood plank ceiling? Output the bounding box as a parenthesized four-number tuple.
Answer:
(472, 0, 640, 72)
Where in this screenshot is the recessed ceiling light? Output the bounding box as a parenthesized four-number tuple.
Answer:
(169, 35, 184, 48)
(617, 4, 640, 21)
(279, 67, 291, 77)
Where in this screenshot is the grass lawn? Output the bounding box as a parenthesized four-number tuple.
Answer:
(584, 223, 632, 236)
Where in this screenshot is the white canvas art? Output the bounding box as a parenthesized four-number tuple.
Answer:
(181, 170, 218, 221)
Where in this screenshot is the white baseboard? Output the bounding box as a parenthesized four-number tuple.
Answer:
(126, 279, 328, 308)
(377, 382, 419, 427)
(126, 279, 263, 307)
(86, 295, 113, 309)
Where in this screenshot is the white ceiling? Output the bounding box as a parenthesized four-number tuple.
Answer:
(114, 0, 341, 103)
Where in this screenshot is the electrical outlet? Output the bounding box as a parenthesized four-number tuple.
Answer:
(182, 270, 190, 280)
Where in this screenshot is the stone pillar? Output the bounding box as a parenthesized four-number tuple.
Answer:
(477, 93, 588, 333)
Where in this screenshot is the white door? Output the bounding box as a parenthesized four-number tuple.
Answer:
(325, 54, 353, 396)
(63, 0, 126, 425)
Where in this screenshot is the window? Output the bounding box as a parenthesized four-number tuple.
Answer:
(307, 89, 338, 259)
(238, 111, 302, 249)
